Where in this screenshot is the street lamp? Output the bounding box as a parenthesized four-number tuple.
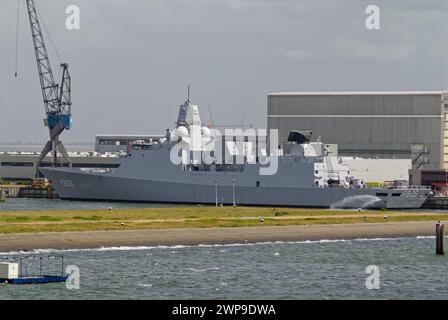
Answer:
(232, 179, 236, 207)
(214, 179, 218, 207)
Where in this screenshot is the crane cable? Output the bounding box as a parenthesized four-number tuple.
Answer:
(37, 3, 63, 96)
(14, 0, 63, 78)
(14, 0, 20, 77)
(35, 1, 62, 63)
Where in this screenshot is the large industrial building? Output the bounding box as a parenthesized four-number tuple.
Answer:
(95, 134, 165, 153)
(0, 151, 120, 181)
(268, 91, 448, 170)
(0, 134, 165, 181)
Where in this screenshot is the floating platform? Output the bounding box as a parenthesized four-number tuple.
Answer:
(18, 187, 59, 199)
(1, 255, 68, 285)
(0, 275, 68, 284)
(422, 197, 448, 209)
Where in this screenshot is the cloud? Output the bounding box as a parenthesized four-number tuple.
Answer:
(282, 49, 312, 60)
(333, 37, 417, 62)
(1, 0, 447, 143)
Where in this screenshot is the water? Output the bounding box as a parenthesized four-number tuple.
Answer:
(1, 237, 448, 300)
(0, 198, 443, 213)
(330, 195, 382, 209)
(0, 198, 189, 211)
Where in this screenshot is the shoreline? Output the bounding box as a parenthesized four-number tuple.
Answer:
(0, 221, 439, 252)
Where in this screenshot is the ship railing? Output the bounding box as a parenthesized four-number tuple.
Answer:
(7, 255, 66, 279)
(394, 185, 431, 190)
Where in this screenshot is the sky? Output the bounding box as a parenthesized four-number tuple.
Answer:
(0, 0, 447, 144)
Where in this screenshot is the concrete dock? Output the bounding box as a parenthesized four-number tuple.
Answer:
(0, 184, 58, 199)
(422, 197, 448, 210)
(18, 186, 58, 199)
(0, 185, 24, 198)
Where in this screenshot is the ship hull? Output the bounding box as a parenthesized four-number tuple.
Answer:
(40, 168, 428, 209)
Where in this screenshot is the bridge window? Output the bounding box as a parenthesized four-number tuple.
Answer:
(375, 193, 388, 197)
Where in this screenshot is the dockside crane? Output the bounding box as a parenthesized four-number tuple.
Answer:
(25, 0, 72, 175)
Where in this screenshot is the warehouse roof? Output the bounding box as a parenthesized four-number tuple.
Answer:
(96, 134, 164, 138)
(269, 91, 448, 96)
(0, 151, 119, 158)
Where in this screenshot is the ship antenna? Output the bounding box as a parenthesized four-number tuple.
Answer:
(208, 106, 215, 129)
(187, 85, 191, 103)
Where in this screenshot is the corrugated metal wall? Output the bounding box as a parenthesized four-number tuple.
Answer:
(267, 93, 444, 169)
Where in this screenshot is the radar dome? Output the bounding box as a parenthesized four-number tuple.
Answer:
(201, 126, 211, 138)
(170, 126, 189, 141)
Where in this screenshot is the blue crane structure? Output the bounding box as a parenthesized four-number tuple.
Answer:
(26, 0, 72, 175)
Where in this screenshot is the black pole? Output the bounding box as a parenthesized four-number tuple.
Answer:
(436, 222, 445, 255)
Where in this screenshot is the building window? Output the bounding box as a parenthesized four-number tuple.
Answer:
(0, 162, 34, 167)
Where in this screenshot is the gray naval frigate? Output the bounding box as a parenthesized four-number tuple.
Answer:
(40, 96, 430, 209)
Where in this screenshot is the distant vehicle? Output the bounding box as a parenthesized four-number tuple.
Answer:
(31, 178, 50, 189)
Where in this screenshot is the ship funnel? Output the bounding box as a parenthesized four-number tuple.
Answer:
(287, 131, 313, 144)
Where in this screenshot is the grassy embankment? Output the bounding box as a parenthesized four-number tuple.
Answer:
(0, 206, 445, 234)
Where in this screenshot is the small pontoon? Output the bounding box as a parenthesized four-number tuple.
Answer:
(0, 255, 68, 285)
